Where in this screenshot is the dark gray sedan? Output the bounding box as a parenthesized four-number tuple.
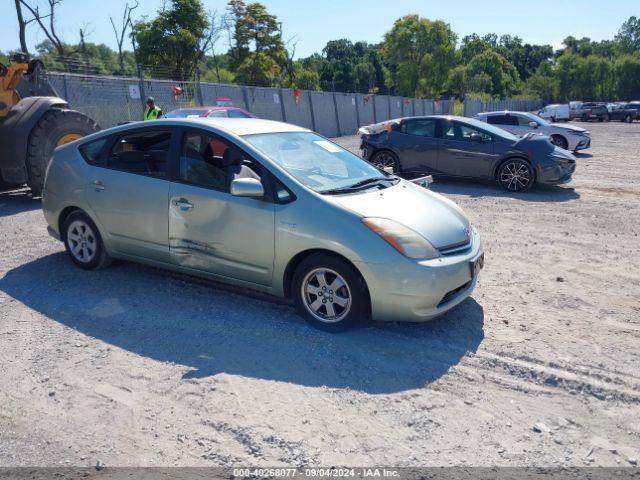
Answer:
(359, 116, 576, 192)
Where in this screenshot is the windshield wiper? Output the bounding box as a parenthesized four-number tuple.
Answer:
(320, 177, 395, 195)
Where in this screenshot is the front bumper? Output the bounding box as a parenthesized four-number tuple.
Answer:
(537, 158, 576, 185)
(356, 229, 484, 322)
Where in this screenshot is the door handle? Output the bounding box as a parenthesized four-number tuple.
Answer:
(90, 180, 105, 191)
(172, 198, 194, 211)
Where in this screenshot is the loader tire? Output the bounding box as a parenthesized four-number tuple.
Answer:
(26, 108, 99, 196)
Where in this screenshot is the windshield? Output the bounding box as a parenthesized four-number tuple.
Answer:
(164, 109, 204, 118)
(464, 117, 518, 141)
(243, 131, 394, 193)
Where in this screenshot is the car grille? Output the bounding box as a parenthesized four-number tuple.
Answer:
(438, 280, 472, 307)
(438, 239, 472, 256)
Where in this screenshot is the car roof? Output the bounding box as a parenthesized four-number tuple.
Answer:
(480, 111, 528, 116)
(171, 106, 247, 111)
(157, 117, 308, 135)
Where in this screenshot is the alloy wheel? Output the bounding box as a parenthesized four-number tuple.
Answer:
(67, 220, 97, 263)
(499, 161, 533, 192)
(371, 151, 397, 172)
(301, 268, 352, 323)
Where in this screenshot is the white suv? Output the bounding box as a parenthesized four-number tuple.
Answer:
(474, 111, 591, 152)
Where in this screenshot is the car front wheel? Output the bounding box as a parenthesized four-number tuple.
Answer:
(292, 254, 369, 332)
(497, 159, 534, 192)
(370, 150, 400, 173)
(550, 135, 568, 150)
(63, 211, 112, 270)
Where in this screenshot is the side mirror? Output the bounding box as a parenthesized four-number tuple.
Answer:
(469, 132, 484, 143)
(529, 121, 538, 129)
(230, 178, 264, 198)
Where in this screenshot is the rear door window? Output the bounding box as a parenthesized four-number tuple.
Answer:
(106, 129, 171, 177)
(401, 119, 437, 137)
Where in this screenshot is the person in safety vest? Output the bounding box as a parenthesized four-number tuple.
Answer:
(143, 97, 162, 120)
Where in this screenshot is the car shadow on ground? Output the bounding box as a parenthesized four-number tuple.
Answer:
(574, 152, 593, 159)
(0, 252, 485, 394)
(0, 188, 40, 217)
(429, 178, 580, 202)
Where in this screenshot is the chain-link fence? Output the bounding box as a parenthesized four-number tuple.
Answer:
(46, 72, 539, 138)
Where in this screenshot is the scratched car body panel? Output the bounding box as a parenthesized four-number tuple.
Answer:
(42, 117, 483, 330)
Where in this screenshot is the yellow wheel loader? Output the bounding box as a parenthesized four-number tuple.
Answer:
(0, 53, 99, 195)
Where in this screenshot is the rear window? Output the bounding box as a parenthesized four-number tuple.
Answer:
(79, 138, 109, 166)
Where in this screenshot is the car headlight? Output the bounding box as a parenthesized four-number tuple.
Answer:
(362, 217, 440, 259)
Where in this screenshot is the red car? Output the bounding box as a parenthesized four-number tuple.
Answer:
(164, 106, 256, 119)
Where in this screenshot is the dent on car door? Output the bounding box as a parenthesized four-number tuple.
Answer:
(83, 127, 172, 262)
(167, 128, 275, 286)
(437, 121, 496, 178)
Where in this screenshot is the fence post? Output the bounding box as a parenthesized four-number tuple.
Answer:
(195, 79, 204, 106)
(387, 95, 392, 119)
(278, 88, 287, 122)
(354, 94, 361, 128)
(372, 95, 377, 123)
(308, 91, 317, 132)
(242, 86, 251, 112)
(332, 91, 341, 137)
(62, 74, 69, 102)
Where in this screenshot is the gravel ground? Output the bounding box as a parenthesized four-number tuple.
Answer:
(0, 121, 639, 468)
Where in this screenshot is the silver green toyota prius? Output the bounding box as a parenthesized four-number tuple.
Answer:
(42, 118, 484, 331)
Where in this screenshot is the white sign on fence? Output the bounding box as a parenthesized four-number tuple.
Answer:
(128, 84, 141, 100)
(273, 93, 280, 104)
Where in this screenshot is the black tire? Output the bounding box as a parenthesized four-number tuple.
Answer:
(292, 253, 369, 332)
(550, 116, 556, 123)
(26, 108, 99, 196)
(604, 114, 611, 122)
(597, 116, 604, 122)
(581, 113, 588, 122)
(497, 158, 535, 192)
(624, 115, 632, 123)
(550, 135, 569, 150)
(62, 210, 111, 270)
(370, 150, 400, 174)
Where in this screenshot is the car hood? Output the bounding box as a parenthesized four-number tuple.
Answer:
(556, 124, 587, 133)
(327, 181, 471, 249)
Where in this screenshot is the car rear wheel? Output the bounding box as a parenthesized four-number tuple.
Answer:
(292, 253, 369, 332)
(624, 115, 632, 123)
(62, 211, 111, 270)
(550, 135, 568, 150)
(497, 159, 534, 192)
(581, 113, 588, 122)
(370, 150, 400, 173)
(604, 114, 611, 122)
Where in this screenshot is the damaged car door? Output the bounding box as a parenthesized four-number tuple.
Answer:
(168, 128, 275, 286)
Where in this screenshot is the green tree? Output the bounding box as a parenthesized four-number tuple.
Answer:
(381, 15, 457, 97)
(133, 0, 209, 80)
(523, 62, 557, 103)
(226, 1, 286, 86)
(616, 16, 640, 54)
(615, 54, 640, 99)
(465, 50, 520, 98)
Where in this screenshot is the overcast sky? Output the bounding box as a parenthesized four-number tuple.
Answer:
(1, 0, 636, 58)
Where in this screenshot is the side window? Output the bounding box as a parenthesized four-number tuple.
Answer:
(517, 115, 535, 126)
(79, 138, 109, 166)
(179, 130, 262, 192)
(107, 130, 170, 177)
(487, 115, 517, 126)
(444, 122, 491, 142)
(207, 110, 228, 118)
(227, 109, 252, 118)
(401, 119, 436, 137)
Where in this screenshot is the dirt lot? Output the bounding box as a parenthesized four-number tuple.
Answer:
(0, 121, 639, 468)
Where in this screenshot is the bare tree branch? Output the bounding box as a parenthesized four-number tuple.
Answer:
(110, 1, 139, 74)
(19, 0, 65, 55)
(14, 0, 29, 54)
